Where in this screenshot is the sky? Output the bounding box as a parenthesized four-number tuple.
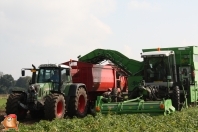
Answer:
(1, 0, 198, 80)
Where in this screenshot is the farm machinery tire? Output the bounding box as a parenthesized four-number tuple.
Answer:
(111, 88, 118, 102)
(29, 110, 44, 119)
(172, 86, 181, 111)
(5, 93, 28, 120)
(68, 87, 88, 118)
(44, 93, 66, 120)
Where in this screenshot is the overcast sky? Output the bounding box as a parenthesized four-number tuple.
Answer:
(1, 0, 198, 80)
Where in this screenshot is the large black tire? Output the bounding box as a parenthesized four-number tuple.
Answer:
(172, 86, 181, 111)
(68, 87, 88, 118)
(44, 93, 66, 120)
(128, 87, 139, 99)
(5, 93, 27, 120)
(111, 88, 118, 102)
(87, 101, 96, 117)
(29, 110, 44, 119)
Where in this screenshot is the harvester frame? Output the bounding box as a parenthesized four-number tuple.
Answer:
(78, 46, 198, 115)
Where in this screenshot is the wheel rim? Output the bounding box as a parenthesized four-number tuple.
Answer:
(57, 101, 63, 116)
(78, 95, 85, 113)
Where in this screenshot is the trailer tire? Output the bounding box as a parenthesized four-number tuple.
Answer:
(111, 88, 118, 102)
(87, 101, 96, 117)
(68, 87, 88, 118)
(44, 94, 66, 120)
(5, 93, 27, 120)
(172, 86, 181, 111)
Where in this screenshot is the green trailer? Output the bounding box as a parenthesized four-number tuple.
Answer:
(78, 46, 198, 115)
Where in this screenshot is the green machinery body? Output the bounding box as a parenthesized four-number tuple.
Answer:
(78, 46, 198, 115)
(142, 46, 198, 104)
(95, 96, 175, 115)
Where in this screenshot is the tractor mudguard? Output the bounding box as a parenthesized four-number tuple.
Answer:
(10, 90, 27, 103)
(11, 90, 26, 93)
(64, 83, 87, 110)
(67, 83, 87, 96)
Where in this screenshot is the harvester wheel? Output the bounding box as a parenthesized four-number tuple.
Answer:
(172, 86, 181, 111)
(44, 93, 66, 120)
(5, 93, 27, 120)
(68, 87, 88, 118)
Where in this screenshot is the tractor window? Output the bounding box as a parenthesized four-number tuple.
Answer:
(144, 57, 169, 82)
(61, 69, 70, 82)
(168, 54, 176, 82)
(37, 68, 59, 83)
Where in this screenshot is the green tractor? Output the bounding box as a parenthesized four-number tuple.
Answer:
(5, 63, 88, 120)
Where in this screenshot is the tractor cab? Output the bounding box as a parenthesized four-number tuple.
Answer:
(21, 63, 71, 103)
(36, 64, 71, 91)
(141, 49, 177, 87)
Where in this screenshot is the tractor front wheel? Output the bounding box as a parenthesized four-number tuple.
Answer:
(44, 94, 66, 120)
(68, 87, 88, 118)
(5, 93, 28, 120)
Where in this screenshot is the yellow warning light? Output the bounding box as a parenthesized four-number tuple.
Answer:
(31, 69, 36, 72)
(157, 47, 160, 51)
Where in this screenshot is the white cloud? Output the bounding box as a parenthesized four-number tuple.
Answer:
(0, 0, 116, 79)
(181, 39, 196, 46)
(123, 45, 132, 57)
(0, 0, 115, 47)
(121, 45, 142, 61)
(127, 0, 160, 10)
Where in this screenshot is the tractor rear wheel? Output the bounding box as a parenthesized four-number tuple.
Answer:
(44, 93, 66, 120)
(68, 87, 88, 118)
(30, 110, 44, 119)
(5, 93, 27, 120)
(172, 86, 181, 111)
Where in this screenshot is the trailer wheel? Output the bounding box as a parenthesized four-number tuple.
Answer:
(111, 88, 118, 102)
(44, 94, 66, 120)
(5, 93, 27, 120)
(172, 86, 181, 111)
(68, 87, 88, 118)
(87, 101, 96, 117)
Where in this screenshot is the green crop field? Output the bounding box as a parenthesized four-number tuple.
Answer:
(3, 107, 198, 132)
(0, 95, 7, 110)
(0, 95, 198, 132)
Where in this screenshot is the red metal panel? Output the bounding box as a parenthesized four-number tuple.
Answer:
(92, 65, 115, 91)
(63, 60, 116, 92)
(62, 60, 128, 101)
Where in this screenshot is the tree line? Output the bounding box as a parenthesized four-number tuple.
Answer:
(0, 74, 31, 94)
